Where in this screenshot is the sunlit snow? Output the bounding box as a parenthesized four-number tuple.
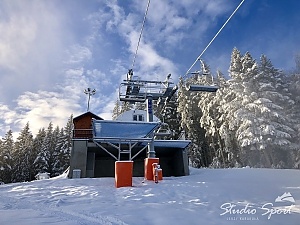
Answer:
(0, 168, 300, 225)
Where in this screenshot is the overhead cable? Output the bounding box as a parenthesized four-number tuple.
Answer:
(183, 0, 245, 78)
(131, 0, 151, 71)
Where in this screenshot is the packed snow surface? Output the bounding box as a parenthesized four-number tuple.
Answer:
(0, 167, 300, 225)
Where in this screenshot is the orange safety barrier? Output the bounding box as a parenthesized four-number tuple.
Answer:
(115, 161, 133, 188)
(144, 158, 159, 181)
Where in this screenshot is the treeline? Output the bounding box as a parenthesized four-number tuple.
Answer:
(113, 48, 300, 169)
(177, 49, 300, 169)
(0, 116, 73, 183)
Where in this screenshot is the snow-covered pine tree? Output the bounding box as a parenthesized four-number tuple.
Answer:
(0, 139, 2, 180)
(48, 125, 60, 177)
(218, 48, 244, 166)
(51, 126, 63, 176)
(153, 89, 181, 140)
(295, 53, 300, 73)
(177, 73, 210, 168)
(161, 94, 181, 140)
(199, 70, 229, 168)
(134, 101, 146, 111)
(59, 115, 73, 172)
(120, 101, 133, 114)
(232, 51, 263, 167)
(12, 122, 34, 182)
(223, 52, 294, 168)
(254, 55, 294, 167)
(52, 128, 64, 176)
(224, 51, 276, 167)
(196, 62, 219, 166)
(0, 130, 14, 183)
(112, 100, 122, 120)
(287, 67, 300, 168)
(34, 122, 56, 176)
(32, 128, 46, 179)
(229, 47, 243, 80)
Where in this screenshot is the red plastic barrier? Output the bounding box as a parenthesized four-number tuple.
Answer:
(115, 161, 133, 188)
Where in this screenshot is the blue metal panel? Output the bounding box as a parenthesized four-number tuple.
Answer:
(92, 119, 160, 139)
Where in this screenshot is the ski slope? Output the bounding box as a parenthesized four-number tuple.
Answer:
(0, 167, 300, 225)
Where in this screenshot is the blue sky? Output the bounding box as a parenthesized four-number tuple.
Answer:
(0, 0, 299, 137)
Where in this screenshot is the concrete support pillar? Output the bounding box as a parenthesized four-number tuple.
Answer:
(69, 140, 88, 178)
(86, 152, 95, 178)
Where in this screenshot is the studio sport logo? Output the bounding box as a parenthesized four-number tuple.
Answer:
(275, 192, 295, 203)
(220, 192, 295, 221)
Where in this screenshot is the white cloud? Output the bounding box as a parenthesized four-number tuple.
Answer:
(86, 69, 111, 87)
(106, 0, 125, 31)
(0, 88, 80, 137)
(14, 90, 81, 135)
(135, 42, 178, 78)
(66, 45, 93, 65)
(0, 104, 16, 124)
(97, 1, 180, 82)
(130, 0, 233, 48)
(0, 0, 72, 103)
(0, 15, 36, 72)
(98, 0, 235, 82)
(3, 0, 293, 138)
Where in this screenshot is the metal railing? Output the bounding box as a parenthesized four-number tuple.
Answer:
(73, 129, 93, 139)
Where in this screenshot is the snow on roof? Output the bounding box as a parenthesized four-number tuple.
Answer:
(73, 111, 103, 122)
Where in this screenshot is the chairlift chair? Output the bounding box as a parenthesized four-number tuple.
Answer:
(119, 73, 176, 103)
(154, 123, 172, 137)
(119, 81, 147, 102)
(185, 84, 218, 92)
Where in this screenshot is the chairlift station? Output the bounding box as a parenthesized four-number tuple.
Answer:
(69, 71, 217, 186)
(69, 110, 191, 181)
(67, 0, 244, 187)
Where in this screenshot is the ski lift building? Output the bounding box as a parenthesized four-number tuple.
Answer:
(69, 110, 190, 178)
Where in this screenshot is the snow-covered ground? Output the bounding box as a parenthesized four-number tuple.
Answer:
(0, 167, 300, 225)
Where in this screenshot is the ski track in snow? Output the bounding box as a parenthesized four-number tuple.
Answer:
(0, 182, 129, 225)
(0, 194, 128, 225)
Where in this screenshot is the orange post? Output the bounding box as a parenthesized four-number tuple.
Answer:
(152, 163, 163, 183)
(157, 169, 163, 181)
(144, 158, 159, 180)
(115, 161, 133, 188)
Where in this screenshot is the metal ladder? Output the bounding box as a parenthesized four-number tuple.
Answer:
(118, 142, 132, 161)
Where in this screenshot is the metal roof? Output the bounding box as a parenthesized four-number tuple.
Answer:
(92, 119, 160, 139)
(73, 111, 103, 122)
